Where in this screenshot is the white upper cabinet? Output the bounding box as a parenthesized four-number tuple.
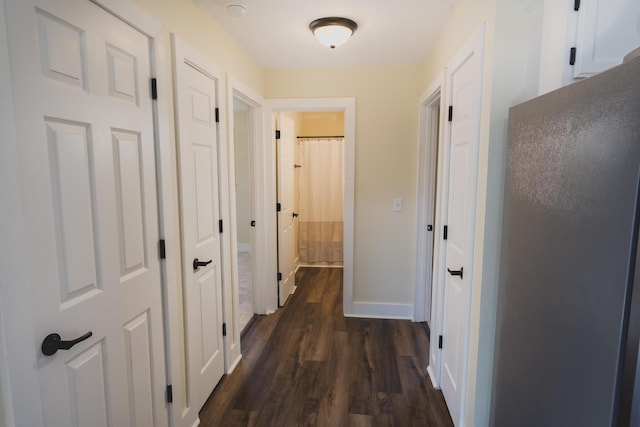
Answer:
(572, 0, 640, 78)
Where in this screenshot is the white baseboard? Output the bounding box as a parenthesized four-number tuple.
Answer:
(237, 243, 251, 252)
(344, 302, 413, 320)
(226, 354, 242, 374)
(427, 364, 440, 389)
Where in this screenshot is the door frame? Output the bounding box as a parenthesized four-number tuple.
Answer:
(171, 34, 236, 425)
(0, 1, 178, 426)
(428, 25, 485, 426)
(414, 71, 446, 324)
(264, 98, 355, 314)
(226, 76, 266, 317)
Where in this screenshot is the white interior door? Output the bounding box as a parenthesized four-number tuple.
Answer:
(277, 114, 296, 306)
(174, 56, 225, 412)
(4, 0, 167, 425)
(439, 34, 483, 426)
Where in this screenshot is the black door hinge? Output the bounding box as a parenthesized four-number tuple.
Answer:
(158, 239, 166, 259)
(574, 0, 580, 11)
(276, 203, 281, 212)
(448, 106, 453, 122)
(215, 107, 220, 123)
(219, 219, 223, 233)
(251, 220, 256, 227)
(277, 272, 282, 281)
(275, 130, 281, 140)
(427, 225, 433, 231)
(150, 78, 158, 100)
(166, 384, 173, 403)
(569, 47, 577, 66)
(222, 323, 227, 337)
(443, 225, 448, 240)
(438, 335, 443, 349)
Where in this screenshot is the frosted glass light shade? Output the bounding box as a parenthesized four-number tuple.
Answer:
(309, 17, 357, 49)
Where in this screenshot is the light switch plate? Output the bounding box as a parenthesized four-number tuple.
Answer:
(393, 198, 403, 212)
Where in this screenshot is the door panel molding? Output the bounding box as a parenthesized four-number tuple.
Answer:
(0, 1, 177, 426)
(432, 24, 485, 427)
(172, 34, 232, 427)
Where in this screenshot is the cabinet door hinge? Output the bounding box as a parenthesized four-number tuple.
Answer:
(574, 0, 580, 11)
(569, 47, 577, 66)
(222, 323, 227, 337)
(166, 384, 173, 403)
(448, 105, 453, 122)
(276, 203, 281, 212)
(438, 335, 443, 349)
(219, 219, 223, 233)
(150, 78, 158, 100)
(443, 225, 448, 240)
(275, 130, 281, 140)
(215, 107, 220, 123)
(158, 239, 166, 259)
(277, 272, 282, 281)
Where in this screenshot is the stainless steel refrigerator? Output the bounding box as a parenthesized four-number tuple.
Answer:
(492, 55, 640, 426)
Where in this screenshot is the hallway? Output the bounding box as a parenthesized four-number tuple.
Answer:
(199, 268, 453, 426)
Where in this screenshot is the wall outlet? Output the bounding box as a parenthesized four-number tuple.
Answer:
(393, 198, 403, 212)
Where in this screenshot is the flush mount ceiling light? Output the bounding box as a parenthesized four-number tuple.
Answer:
(225, 1, 247, 17)
(309, 17, 358, 49)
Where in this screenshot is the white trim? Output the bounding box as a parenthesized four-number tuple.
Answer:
(226, 353, 242, 374)
(226, 75, 265, 325)
(344, 303, 413, 320)
(265, 98, 355, 315)
(237, 243, 251, 252)
(0, 1, 35, 424)
(414, 71, 446, 323)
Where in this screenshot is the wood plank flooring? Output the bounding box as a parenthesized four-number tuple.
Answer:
(199, 267, 453, 426)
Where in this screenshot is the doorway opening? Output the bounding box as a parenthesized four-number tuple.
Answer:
(275, 111, 346, 306)
(265, 98, 355, 315)
(233, 97, 255, 332)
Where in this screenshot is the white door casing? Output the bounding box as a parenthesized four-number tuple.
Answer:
(414, 71, 446, 325)
(264, 99, 355, 316)
(438, 27, 484, 427)
(277, 114, 297, 306)
(173, 36, 226, 415)
(3, 0, 168, 426)
(226, 75, 265, 322)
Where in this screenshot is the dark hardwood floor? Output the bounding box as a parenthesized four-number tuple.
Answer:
(199, 267, 453, 426)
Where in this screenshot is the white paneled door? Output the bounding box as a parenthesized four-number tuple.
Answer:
(277, 114, 297, 306)
(4, 0, 167, 426)
(174, 53, 225, 412)
(439, 29, 483, 426)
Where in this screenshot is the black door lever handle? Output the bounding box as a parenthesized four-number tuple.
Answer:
(447, 267, 464, 279)
(193, 258, 213, 270)
(41, 331, 93, 356)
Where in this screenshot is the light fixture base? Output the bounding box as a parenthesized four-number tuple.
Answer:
(309, 17, 358, 49)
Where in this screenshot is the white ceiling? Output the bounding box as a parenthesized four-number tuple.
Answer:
(199, 0, 458, 69)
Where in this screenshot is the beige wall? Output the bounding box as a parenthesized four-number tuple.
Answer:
(300, 111, 345, 136)
(133, 0, 263, 93)
(266, 65, 422, 304)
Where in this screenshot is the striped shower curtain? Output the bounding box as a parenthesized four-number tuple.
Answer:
(298, 139, 344, 263)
